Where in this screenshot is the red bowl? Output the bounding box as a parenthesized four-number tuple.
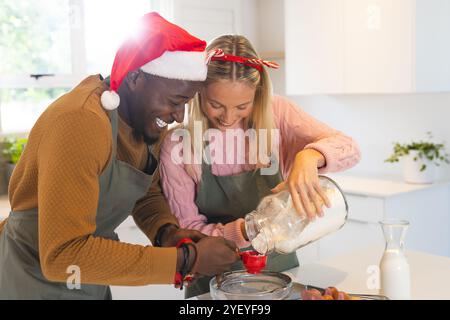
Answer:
(239, 250, 267, 274)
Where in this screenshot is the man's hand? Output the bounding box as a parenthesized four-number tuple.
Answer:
(160, 225, 206, 247)
(191, 237, 240, 277)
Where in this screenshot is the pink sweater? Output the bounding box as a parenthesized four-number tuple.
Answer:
(159, 95, 361, 248)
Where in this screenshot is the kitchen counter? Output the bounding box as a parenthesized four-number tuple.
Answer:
(327, 173, 450, 198)
(195, 246, 450, 300)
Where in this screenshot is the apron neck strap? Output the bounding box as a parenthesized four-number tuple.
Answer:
(107, 109, 119, 158)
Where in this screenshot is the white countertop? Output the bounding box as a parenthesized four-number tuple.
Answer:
(2, 188, 449, 300)
(196, 246, 450, 300)
(291, 246, 450, 300)
(328, 173, 450, 198)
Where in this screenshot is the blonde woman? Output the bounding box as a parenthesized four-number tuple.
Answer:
(158, 35, 361, 297)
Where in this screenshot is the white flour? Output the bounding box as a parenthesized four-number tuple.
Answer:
(250, 184, 347, 254)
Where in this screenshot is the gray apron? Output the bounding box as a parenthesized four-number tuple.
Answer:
(186, 157, 299, 298)
(0, 110, 155, 299)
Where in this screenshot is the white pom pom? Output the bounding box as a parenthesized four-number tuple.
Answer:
(101, 90, 120, 110)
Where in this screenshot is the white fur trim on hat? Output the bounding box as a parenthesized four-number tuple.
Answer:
(101, 90, 120, 110)
(140, 51, 207, 81)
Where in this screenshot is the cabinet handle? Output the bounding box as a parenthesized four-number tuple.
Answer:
(348, 218, 370, 225)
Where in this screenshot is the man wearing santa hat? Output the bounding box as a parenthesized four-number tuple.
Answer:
(0, 12, 239, 299)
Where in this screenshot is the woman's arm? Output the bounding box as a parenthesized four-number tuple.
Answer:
(273, 95, 361, 178)
(272, 96, 361, 219)
(158, 133, 250, 248)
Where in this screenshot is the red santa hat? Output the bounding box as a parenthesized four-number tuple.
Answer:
(101, 12, 208, 110)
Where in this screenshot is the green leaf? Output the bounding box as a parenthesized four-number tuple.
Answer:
(385, 132, 450, 167)
(1, 136, 28, 164)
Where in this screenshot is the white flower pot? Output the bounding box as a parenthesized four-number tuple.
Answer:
(402, 150, 436, 184)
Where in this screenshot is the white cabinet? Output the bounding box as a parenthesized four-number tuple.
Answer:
(415, 0, 450, 92)
(171, 0, 243, 43)
(344, 0, 414, 93)
(110, 217, 185, 300)
(317, 219, 385, 259)
(285, 0, 345, 95)
(305, 175, 450, 262)
(345, 194, 384, 223)
(111, 283, 184, 300)
(285, 0, 450, 94)
(296, 193, 385, 264)
(312, 193, 385, 262)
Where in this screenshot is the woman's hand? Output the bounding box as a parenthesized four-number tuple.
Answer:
(271, 149, 331, 220)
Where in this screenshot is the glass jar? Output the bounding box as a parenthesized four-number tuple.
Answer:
(244, 175, 348, 255)
(379, 220, 411, 300)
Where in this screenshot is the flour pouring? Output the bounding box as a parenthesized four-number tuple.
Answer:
(245, 176, 348, 255)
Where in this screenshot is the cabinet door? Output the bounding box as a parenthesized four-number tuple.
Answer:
(385, 187, 450, 257)
(285, 0, 345, 95)
(172, 0, 241, 42)
(344, 0, 414, 93)
(317, 220, 385, 261)
(111, 284, 185, 300)
(112, 224, 185, 299)
(415, 0, 450, 92)
(316, 193, 385, 260)
(345, 194, 384, 223)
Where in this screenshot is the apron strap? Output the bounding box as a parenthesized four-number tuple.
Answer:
(107, 110, 119, 159)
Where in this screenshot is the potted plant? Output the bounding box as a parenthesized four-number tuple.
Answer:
(2, 136, 28, 183)
(385, 132, 450, 184)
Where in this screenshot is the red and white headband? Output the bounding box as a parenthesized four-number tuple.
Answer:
(206, 49, 279, 71)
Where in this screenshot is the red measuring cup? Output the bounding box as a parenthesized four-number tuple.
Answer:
(239, 250, 267, 274)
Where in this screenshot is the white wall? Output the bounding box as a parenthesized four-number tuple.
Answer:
(255, 0, 285, 53)
(290, 93, 450, 180)
(239, 0, 260, 48)
(252, 0, 450, 181)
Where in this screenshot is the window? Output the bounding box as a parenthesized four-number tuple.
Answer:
(84, 0, 153, 75)
(0, 0, 160, 134)
(0, 88, 67, 133)
(0, 0, 72, 76)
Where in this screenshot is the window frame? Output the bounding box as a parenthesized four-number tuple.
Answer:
(0, 0, 169, 134)
(0, 0, 87, 90)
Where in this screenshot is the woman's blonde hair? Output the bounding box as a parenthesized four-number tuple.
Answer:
(185, 35, 276, 180)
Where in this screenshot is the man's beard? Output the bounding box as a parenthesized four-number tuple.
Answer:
(143, 133, 159, 145)
(132, 128, 159, 146)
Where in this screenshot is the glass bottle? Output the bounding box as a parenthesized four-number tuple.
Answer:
(379, 220, 411, 300)
(244, 176, 348, 255)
